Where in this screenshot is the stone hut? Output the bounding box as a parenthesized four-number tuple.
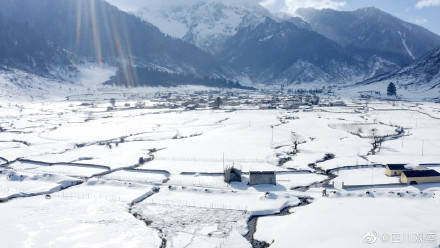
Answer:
(249, 171, 276, 185)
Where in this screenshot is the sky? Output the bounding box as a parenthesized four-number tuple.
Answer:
(260, 0, 440, 35)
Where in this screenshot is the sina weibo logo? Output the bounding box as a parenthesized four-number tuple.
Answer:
(363, 231, 378, 244)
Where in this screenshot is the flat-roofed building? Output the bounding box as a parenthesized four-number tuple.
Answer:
(400, 170, 440, 185)
(249, 171, 276, 186)
(385, 164, 407, 177)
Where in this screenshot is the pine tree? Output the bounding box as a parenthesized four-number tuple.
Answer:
(387, 82, 397, 96)
(214, 97, 222, 109)
(110, 98, 116, 107)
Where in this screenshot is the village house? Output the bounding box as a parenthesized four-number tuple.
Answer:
(400, 170, 440, 185)
(249, 171, 276, 186)
(385, 164, 407, 177)
(224, 167, 242, 183)
(330, 100, 346, 107)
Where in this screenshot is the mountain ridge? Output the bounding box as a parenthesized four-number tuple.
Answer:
(296, 7, 440, 66)
(106, 0, 272, 54)
(1, 1, 440, 91)
(0, 0, 248, 88)
(358, 46, 440, 90)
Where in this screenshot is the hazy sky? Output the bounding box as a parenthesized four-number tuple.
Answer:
(260, 0, 440, 35)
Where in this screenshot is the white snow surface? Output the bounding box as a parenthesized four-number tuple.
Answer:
(1, 85, 440, 248)
(255, 197, 440, 248)
(331, 167, 400, 186)
(399, 31, 416, 60)
(0, 182, 161, 248)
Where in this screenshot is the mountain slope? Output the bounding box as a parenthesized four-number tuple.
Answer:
(0, 12, 74, 77)
(219, 18, 397, 85)
(106, 0, 271, 54)
(297, 7, 440, 65)
(0, 0, 226, 84)
(1, 1, 439, 90)
(360, 47, 440, 89)
(91, 2, 440, 86)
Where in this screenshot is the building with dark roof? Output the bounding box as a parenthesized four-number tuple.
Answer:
(224, 167, 242, 183)
(401, 170, 440, 185)
(385, 164, 407, 177)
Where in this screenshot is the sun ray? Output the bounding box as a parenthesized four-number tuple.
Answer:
(90, 0, 103, 64)
(74, 0, 82, 60)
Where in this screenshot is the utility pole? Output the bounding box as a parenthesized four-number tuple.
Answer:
(422, 140, 425, 156)
(271, 125, 274, 146)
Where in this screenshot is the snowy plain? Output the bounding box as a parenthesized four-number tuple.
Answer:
(1, 66, 440, 247)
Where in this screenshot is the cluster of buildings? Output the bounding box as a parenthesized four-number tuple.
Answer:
(146, 91, 347, 111)
(385, 164, 440, 185)
(222, 163, 440, 187)
(151, 91, 250, 110)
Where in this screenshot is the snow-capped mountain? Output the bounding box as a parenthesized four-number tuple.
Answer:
(1, 0, 440, 90)
(106, 0, 271, 54)
(219, 17, 401, 85)
(296, 7, 440, 66)
(105, 1, 438, 85)
(0, 0, 245, 88)
(3, 0, 222, 74)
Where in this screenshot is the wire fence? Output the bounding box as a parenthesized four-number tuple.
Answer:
(143, 198, 250, 212)
(155, 156, 274, 164)
(50, 191, 128, 202)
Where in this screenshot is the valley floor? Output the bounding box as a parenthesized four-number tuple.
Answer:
(1, 94, 440, 248)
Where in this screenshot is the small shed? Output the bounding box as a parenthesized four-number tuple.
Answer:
(330, 101, 346, 107)
(385, 164, 407, 177)
(249, 171, 276, 186)
(400, 170, 440, 185)
(224, 167, 242, 183)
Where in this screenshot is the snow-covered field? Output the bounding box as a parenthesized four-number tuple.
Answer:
(1, 92, 440, 247)
(0, 182, 162, 248)
(331, 167, 400, 186)
(255, 197, 440, 248)
(0, 169, 76, 199)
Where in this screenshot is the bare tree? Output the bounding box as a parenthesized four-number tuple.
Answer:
(290, 132, 304, 154)
(370, 128, 384, 155)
